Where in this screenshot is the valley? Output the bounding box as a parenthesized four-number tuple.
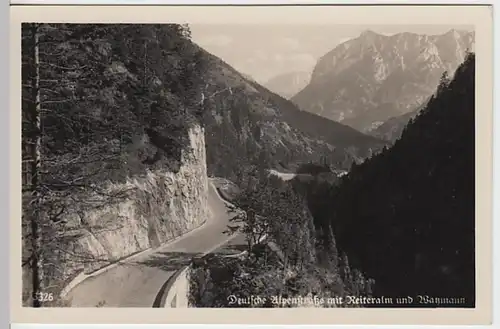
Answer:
(21, 23, 477, 309)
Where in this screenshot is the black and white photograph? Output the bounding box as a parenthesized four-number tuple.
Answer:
(18, 9, 484, 313)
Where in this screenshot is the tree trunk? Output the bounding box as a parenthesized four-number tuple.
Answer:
(28, 23, 43, 308)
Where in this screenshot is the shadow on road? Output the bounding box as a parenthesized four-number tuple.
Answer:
(213, 233, 248, 254)
(226, 243, 247, 252)
(135, 251, 202, 272)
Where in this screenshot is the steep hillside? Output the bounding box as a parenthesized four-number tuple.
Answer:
(264, 71, 311, 99)
(190, 172, 374, 308)
(369, 101, 427, 142)
(22, 23, 386, 306)
(21, 23, 211, 306)
(307, 52, 475, 307)
(292, 29, 474, 132)
(198, 49, 387, 180)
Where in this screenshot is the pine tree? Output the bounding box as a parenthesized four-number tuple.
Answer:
(306, 53, 476, 306)
(326, 225, 339, 271)
(21, 23, 209, 306)
(339, 252, 353, 293)
(23, 23, 43, 308)
(437, 70, 451, 94)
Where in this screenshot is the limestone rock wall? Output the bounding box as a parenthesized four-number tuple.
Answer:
(61, 125, 210, 276)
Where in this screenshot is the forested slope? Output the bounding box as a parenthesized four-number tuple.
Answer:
(22, 23, 207, 186)
(304, 52, 476, 307)
(197, 50, 387, 181)
(21, 23, 210, 306)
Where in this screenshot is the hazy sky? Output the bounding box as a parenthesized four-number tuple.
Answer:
(190, 24, 473, 84)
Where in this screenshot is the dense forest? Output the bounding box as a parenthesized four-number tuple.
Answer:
(21, 23, 208, 306)
(190, 171, 373, 308)
(22, 23, 208, 184)
(296, 52, 476, 307)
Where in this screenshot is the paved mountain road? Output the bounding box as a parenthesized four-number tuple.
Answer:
(66, 179, 237, 307)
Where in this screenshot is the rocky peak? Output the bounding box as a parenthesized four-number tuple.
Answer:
(291, 29, 475, 132)
(442, 28, 464, 39)
(360, 29, 382, 39)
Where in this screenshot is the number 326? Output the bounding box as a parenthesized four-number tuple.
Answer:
(34, 292, 54, 302)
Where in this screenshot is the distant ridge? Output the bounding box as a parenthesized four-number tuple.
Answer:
(291, 29, 474, 132)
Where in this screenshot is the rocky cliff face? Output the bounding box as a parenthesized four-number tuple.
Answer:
(59, 125, 209, 277)
(291, 29, 474, 132)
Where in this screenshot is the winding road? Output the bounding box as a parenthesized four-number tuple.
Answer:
(65, 179, 238, 307)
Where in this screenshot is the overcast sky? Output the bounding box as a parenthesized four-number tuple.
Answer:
(190, 24, 474, 84)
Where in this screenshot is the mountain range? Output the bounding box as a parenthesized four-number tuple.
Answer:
(291, 29, 474, 132)
(197, 47, 387, 180)
(263, 71, 311, 99)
